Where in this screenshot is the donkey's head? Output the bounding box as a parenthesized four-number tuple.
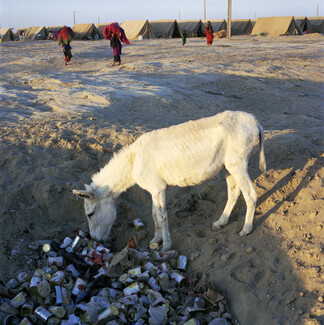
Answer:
(73, 184, 117, 242)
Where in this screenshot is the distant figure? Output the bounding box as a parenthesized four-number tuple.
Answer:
(206, 21, 214, 45)
(57, 27, 74, 65)
(103, 23, 130, 66)
(182, 29, 188, 46)
(18, 30, 25, 41)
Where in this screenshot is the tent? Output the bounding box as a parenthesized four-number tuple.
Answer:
(120, 20, 155, 40)
(294, 17, 313, 33)
(96, 23, 112, 38)
(0, 28, 15, 42)
(307, 17, 324, 33)
(25, 26, 49, 40)
(202, 19, 227, 34)
(251, 17, 299, 36)
(231, 19, 253, 35)
(150, 20, 182, 38)
(251, 19, 257, 29)
(177, 20, 204, 37)
(73, 23, 102, 40)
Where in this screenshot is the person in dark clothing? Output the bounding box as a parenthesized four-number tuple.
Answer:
(103, 23, 130, 66)
(110, 32, 122, 66)
(182, 29, 188, 46)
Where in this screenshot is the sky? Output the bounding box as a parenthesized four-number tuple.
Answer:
(0, 0, 323, 31)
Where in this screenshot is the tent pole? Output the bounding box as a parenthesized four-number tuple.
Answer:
(227, 0, 232, 39)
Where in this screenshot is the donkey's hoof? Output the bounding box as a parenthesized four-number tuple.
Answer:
(161, 241, 172, 251)
(212, 221, 223, 231)
(239, 226, 253, 236)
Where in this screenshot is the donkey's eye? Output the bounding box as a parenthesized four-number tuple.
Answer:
(87, 212, 94, 218)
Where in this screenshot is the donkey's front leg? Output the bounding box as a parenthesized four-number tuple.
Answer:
(152, 190, 172, 251)
(150, 204, 162, 244)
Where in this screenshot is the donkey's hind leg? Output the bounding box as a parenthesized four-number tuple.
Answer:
(225, 163, 258, 236)
(212, 169, 241, 230)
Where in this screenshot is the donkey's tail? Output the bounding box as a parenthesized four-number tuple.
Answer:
(258, 124, 267, 174)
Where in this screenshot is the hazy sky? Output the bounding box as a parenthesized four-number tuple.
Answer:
(1, 0, 323, 30)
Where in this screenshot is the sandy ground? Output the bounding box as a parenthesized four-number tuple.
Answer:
(0, 35, 323, 325)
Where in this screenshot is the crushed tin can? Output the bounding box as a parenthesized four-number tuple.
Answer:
(10, 292, 27, 309)
(48, 256, 63, 267)
(50, 271, 65, 286)
(148, 277, 161, 291)
(34, 306, 53, 323)
(71, 235, 83, 251)
(48, 306, 66, 318)
(123, 282, 141, 296)
(72, 278, 87, 296)
(158, 261, 171, 273)
(98, 305, 119, 321)
(98, 287, 122, 300)
(171, 271, 186, 284)
(18, 317, 33, 325)
(17, 272, 30, 283)
(133, 218, 145, 231)
(59, 236, 72, 248)
(54, 286, 63, 305)
(66, 264, 80, 277)
(29, 276, 41, 295)
(177, 255, 187, 270)
(21, 300, 35, 316)
(128, 266, 142, 278)
(144, 262, 159, 276)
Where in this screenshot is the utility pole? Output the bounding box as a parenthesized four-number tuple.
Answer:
(73, 11, 76, 25)
(179, 11, 180, 20)
(204, 0, 206, 20)
(227, 0, 232, 39)
(317, 3, 319, 16)
(98, 16, 100, 24)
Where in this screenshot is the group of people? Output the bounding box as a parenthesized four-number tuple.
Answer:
(57, 21, 215, 66)
(57, 23, 130, 66)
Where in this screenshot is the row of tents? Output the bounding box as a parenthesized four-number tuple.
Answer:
(1, 16, 323, 42)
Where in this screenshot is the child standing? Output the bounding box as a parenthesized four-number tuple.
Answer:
(182, 29, 187, 46)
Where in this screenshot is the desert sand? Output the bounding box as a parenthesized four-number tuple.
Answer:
(0, 34, 323, 324)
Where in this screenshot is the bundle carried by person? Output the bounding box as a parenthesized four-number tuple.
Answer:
(57, 27, 74, 45)
(103, 23, 130, 45)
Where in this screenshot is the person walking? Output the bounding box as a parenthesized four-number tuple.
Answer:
(57, 26, 74, 65)
(182, 29, 188, 46)
(206, 21, 214, 45)
(103, 23, 130, 66)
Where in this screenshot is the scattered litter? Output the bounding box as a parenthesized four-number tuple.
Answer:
(0, 226, 238, 324)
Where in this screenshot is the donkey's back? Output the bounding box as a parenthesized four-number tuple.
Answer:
(132, 110, 265, 188)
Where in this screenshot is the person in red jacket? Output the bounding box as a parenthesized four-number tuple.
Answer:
(206, 21, 214, 45)
(57, 26, 74, 65)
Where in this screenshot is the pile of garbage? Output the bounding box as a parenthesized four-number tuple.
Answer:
(0, 219, 237, 325)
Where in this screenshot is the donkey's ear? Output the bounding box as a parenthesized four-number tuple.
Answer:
(73, 189, 95, 200)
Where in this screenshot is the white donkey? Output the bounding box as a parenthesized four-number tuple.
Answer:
(73, 110, 266, 251)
